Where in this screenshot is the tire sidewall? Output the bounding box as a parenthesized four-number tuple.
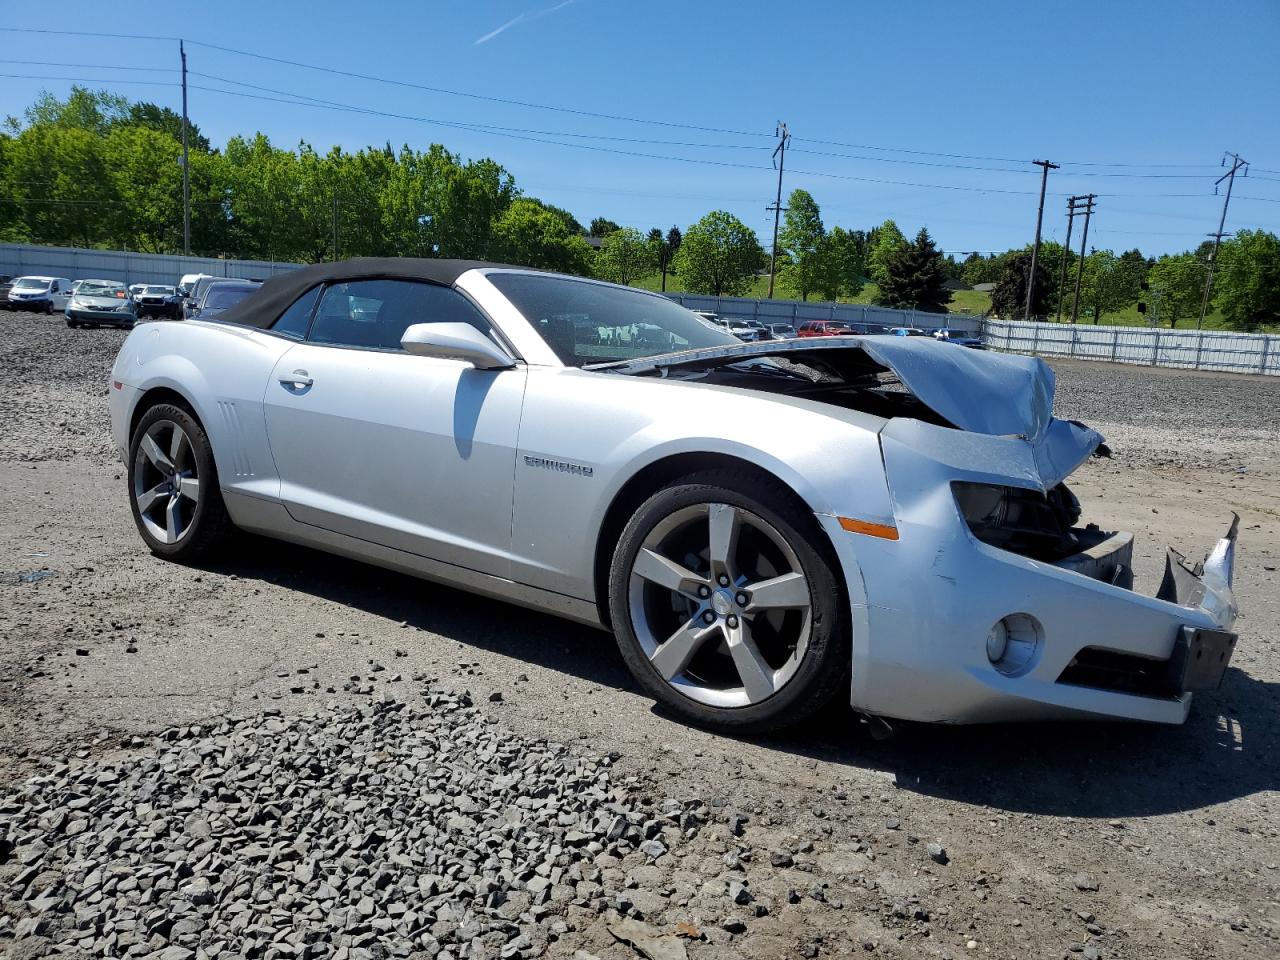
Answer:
(608, 475, 848, 732)
(127, 403, 219, 559)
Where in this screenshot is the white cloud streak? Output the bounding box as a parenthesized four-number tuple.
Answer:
(475, 0, 578, 45)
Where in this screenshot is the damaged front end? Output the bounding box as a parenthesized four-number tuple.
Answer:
(598, 335, 1242, 723)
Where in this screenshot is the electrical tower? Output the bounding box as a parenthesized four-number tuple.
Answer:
(1197, 152, 1249, 329)
(765, 122, 790, 300)
(1024, 159, 1059, 321)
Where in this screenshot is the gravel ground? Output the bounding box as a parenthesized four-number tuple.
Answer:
(1, 311, 1278, 960)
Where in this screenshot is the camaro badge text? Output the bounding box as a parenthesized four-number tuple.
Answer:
(523, 455, 594, 478)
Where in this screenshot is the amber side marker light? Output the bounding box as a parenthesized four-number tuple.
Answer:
(838, 517, 899, 541)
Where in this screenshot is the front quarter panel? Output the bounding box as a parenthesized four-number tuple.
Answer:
(110, 321, 296, 503)
(510, 368, 895, 603)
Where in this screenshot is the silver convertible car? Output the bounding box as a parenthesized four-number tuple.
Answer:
(108, 259, 1240, 732)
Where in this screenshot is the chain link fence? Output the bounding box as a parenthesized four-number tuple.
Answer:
(983, 319, 1280, 376)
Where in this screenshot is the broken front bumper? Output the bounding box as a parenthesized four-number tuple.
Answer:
(822, 492, 1241, 725)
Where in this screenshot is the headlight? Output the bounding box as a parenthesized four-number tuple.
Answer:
(953, 482, 1078, 560)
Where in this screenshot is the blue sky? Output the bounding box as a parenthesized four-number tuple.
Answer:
(2, 0, 1279, 256)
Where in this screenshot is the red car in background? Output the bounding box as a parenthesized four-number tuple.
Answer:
(796, 320, 854, 337)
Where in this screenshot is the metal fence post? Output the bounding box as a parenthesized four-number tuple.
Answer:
(1194, 330, 1205, 370)
(1151, 330, 1160, 365)
(1109, 327, 1119, 362)
(1069, 326, 1077, 358)
(1031, 321, 1040, 355)
(1259, 335, 1271, 376)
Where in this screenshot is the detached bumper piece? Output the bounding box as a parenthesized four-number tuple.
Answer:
(1057, 515, 1240, 702)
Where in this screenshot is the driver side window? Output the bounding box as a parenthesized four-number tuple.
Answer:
(308, 279, 491, 351)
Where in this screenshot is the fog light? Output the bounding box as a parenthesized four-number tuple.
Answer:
(986, 621, 1009, 663)
(985, 614, 1042, 677)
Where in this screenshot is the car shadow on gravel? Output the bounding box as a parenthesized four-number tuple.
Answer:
(199, 535, 638, 690)
(756, 668, 1280, 818)
(200, 537, 1277, 820)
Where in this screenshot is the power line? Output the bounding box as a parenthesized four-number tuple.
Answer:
(0, 59, 176, 72)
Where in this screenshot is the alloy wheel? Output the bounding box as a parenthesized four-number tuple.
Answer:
(132, 420, 201, 544)
(627, 502, 812, 708)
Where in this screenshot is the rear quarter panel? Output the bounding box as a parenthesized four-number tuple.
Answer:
(111, 321, 295, 503)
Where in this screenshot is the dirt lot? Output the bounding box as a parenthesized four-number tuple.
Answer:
(1, 310, 1278, 960)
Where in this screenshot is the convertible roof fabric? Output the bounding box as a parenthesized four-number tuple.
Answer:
(215, 258, 510, 330)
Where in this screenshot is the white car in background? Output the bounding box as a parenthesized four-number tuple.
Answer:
(5, 276, 73, 313)
(108, 259, 1240, 733)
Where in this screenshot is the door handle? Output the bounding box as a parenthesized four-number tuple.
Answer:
(279, 369, 313, 390)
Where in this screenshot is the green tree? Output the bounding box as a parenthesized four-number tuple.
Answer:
(867, 218, 907, 288)
(23, 86, 128, 134)
(778, 189, 825, 301)
(673, 210, 765, 296)
(589, 217, 621, 238)
(492, 198, 594, 275)
(647, 225, 681, 291)
(876, 227, 950, 312)
(1147, 253, 1208, 328)
(989, 251, 1052, 319)
(1215, 229, 1280, 331)
(596, 227, 655, 285)
(1080, 250, 1143, 323)
(813, 226, 866, 302)
(126, 102, 210, 152)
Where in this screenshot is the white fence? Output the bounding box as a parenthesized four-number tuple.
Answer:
(664, 292, 983, 333)
(983, 319, 1280, 376)
(0, 243, 303, 288)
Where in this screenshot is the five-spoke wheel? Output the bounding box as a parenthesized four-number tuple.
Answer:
(127, 403, 231, 560)
(610, 470, 848, 732)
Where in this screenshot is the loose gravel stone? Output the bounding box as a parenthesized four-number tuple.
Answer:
(0, 686, 676, 959)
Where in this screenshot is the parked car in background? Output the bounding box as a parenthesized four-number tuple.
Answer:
(933, 328, 987, 349)
(128, 283, 147, 302)
(65, 279, 137, 328)
(135, 285, 183, 319)
(741, 318, 772, 340)
(716, 317, 761, 341)
(795, 320, 854, 337)
(767, 323, 795, 339)
(189, 279, 262, 320)
(0, 276, 13, 300)
(888, 327, 930, 337)
(183, 275, 226, 318)
(177, 273, 212, 298)
(5, 276, 73, 313)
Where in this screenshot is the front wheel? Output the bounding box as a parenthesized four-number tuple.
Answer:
(127, 403, 232, 561)
(608, 470, 849, 733)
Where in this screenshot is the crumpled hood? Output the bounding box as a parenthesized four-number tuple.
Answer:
(594, 335, 1105, 488)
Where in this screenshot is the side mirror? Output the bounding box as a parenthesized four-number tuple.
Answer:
(400, 322, 515, 370)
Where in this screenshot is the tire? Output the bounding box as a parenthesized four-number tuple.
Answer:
(45, 301, 54, 315)
(127, 402, 233, 561)
(608, 468, 849, 733)
(66, 320, 78, 329)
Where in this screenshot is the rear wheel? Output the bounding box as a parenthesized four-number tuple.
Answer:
(127, 403, 232, 561)
(608, 469, 849, 733)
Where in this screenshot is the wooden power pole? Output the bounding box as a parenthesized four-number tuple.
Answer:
(1024, 159, 1059, 320)
(1197, 152, 1248, 328)
(766, 122, 790, 299)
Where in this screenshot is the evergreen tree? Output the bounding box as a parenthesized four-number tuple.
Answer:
(989, 252, 1051, 319)
(876, 228, 950, 312)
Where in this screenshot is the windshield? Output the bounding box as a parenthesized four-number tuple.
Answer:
(145, 286, 174, 295)
(204, 285, 259, 310)
(486, 272, 738, 366)
(14, 278, 49, 291)
(78, 281, 126, 298)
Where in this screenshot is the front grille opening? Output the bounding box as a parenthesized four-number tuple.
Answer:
(1057, 647, 1177, 700)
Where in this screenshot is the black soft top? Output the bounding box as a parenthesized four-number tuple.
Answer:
(215, 258, 510, 330)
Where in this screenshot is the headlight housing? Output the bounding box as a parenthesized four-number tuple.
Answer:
(953, 482, 1080, 561)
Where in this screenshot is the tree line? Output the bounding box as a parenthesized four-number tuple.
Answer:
(2, 87, 1277, 330)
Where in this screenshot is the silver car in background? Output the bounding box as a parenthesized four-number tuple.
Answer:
(107, 259, 1240, 733)
(66, 280, 137, 329)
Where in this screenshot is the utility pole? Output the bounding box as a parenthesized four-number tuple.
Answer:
(1056, 196, 1079, 323)
(766, 122, 790, 299)
(1023, 159, 1059, 321)
(1070, 194, 1096, 324)
(180, 40, 190, 257)
(1197, 151, 1248, 328)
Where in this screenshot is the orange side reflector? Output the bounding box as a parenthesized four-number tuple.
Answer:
(838, 516, 899, 541)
